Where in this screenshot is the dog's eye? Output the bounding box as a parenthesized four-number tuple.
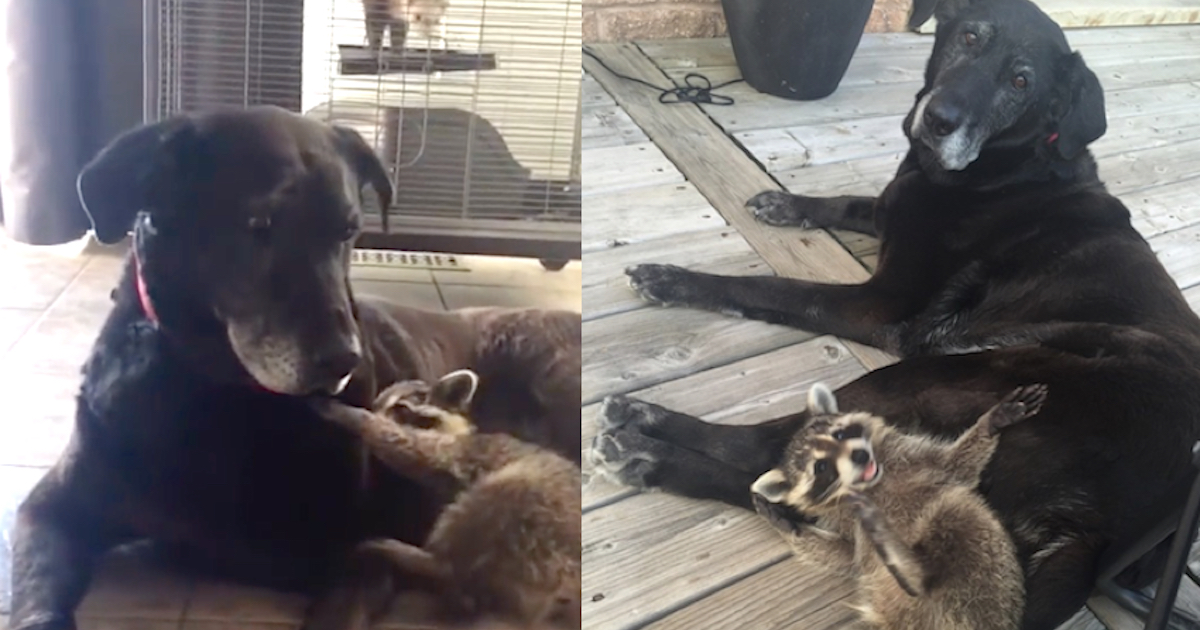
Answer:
(832, 429, 846, 441)
(962, 31, 979, 46)
(1012, 74, 1029, 90)
(340, 223, 360, 242)
(814, 460, 829, 474)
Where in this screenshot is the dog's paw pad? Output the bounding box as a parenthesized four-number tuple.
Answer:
(598, 395, 667, 431)
(625, 264, 695, 305)
(746, 191, 810, 227)
(588, 433, 659, 489)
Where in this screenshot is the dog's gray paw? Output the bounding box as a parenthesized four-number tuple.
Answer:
(626, 263, 704, 306)
(588, 431, 661, 489)
(597, 394, 668, 432)
(746, 190, 814, 228)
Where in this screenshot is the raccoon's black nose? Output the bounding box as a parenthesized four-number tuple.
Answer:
(850, 449, 870, 465)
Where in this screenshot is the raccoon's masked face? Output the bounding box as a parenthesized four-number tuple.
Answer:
(751, 384, 884, 512)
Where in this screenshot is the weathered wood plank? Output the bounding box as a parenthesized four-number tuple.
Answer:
(582, 103, 648, 150)
(582, 493, 790, 630)
(644, 560, 865, 630)
(735, 114, 907, 172)
(582, 336, 869, 510)
(582, 181, 725, 254)
(583, 227, 769, 321)
(584, 42, 897, 371)
(1147, 218, 1200, 292)
(582, 141, 684, 197)
(582, 308, 814, 405)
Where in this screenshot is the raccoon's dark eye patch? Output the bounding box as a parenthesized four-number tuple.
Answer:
(832, 429, 845, 441)
(814, 459, 830, 475)
(841, 424, 864, 439)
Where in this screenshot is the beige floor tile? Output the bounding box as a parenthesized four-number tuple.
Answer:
(0, 309, 41, 356)
(0, 247, 88, 311)
(350, 263, 437, 284)
(432, 256, 581, 291)
(439, 284, 581, 313)
(0, 371, 80, 467)
(5, 301, 108, 376)
(352, 280, 446, 311)
(184, 580, 307, 623)
(75, 551, 193, 620)
(0, 465, 51, 615)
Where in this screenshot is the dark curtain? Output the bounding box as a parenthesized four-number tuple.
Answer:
(0, 0, 143, 245)
(0, 0, 303, 245)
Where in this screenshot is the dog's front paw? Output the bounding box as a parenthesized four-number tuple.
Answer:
(625, 264, 705, 307)
(989, 383, 1049, 432)
(588, 431, 661, 489)
(747, 190, 808, 227)
(597, 394, 669, 432)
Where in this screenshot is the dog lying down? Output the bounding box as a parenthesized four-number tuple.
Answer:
(9, 105, 580, 630)
(304, 370, 582, 630)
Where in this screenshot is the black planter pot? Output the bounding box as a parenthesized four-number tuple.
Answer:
(721, 0, 875, 100)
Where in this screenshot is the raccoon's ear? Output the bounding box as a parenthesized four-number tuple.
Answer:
(807, 383, 839, 415)
(752, 469, 790, 503)
(429, 369, 479, 412)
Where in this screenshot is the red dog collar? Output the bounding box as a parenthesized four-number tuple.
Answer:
(133, 248, 160, 325)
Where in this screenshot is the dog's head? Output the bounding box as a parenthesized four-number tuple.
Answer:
(752, 384, 886, 513)
(77, 106, 393, 396)
(904, 0, 1106, 178)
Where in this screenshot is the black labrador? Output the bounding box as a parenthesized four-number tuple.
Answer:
(9, 106, 578, 630)
(592, 1, 1200, 628)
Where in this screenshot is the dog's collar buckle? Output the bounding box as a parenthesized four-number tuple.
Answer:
(133, 251, 160, 325)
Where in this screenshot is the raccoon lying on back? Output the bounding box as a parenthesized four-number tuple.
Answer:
(362, 0, 449, 50)
(303, 370, 581, 630)
(752, 383, 1047, 630)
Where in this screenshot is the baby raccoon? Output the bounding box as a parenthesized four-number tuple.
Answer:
(752, 383, 1047, 630)
(362, 0, 449, 51)
(304, 369, 581, 630)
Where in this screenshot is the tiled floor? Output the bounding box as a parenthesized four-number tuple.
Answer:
(0, 234, 581, 630)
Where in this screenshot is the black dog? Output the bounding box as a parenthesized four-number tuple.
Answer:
(594, 1, 1200, 628)
(9, 106, 578, 630)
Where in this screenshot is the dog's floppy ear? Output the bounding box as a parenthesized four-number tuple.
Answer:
(331, 125, 393, 225)
(77, 117, 196, 245)
(1051, 52, 1107, 160)
(908, 0, 974, 30)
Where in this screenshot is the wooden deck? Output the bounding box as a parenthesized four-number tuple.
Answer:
(582, 25, 1200, 630)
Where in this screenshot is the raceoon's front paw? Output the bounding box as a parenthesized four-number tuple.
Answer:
(753, 493, 808, 536)
(625, 264, 704, 306)
(597, 394, 669, 432)
(989, 383, 1049, 432)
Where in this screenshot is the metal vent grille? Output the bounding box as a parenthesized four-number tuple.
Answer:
(150, 0, 581, 261)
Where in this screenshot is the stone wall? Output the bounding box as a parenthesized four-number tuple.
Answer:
(583, 0, 912, 43)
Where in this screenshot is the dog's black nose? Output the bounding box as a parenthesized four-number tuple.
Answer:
(924, 99, 964, 137)
(850, 449, 870, 465)
(312, 347, 362, 388)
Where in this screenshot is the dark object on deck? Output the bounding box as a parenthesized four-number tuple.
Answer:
(719, 0, 874, 100)
(338, 45, 497, 76)
(1095, 440, 1200, 630)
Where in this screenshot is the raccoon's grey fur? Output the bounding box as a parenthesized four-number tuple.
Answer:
(302, 369, 581, 630)
(752, 383, 1046, 630)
